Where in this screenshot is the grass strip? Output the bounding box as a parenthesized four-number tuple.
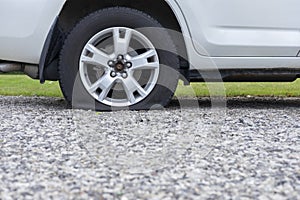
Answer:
(1, 74, 300, 98)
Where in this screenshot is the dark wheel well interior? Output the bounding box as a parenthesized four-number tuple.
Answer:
(42, 0, 189, 81)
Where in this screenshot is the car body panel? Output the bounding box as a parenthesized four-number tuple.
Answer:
(0, 0, 300, 72)
(0, 0, 65, 64)
(175, 0, 300, 57)
(166, 0, 300, 70)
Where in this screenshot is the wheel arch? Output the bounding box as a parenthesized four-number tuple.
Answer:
(40, 0, 190, 83)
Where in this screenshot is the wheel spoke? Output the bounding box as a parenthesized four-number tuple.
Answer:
(130, 49, 159, 70)
(81, 44, 110, 69)
(88, 73, 115, 101)
(113, 28, 132, 55)
(98, 87, 111, 101)
(121, 75, 147, 103)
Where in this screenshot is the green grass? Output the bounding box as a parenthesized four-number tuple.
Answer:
(176, 80, 300, 97)
(0, 74, 63, 97)
(1, 74, 300, 98)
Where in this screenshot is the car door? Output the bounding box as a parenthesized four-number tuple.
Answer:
(176, 0, 300, 57)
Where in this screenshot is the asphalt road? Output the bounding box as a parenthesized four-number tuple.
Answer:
(0, 96, 299, 199)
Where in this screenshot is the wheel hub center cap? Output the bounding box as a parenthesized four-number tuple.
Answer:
(115, 62, 125, 71)
(108, 54, 132, 75)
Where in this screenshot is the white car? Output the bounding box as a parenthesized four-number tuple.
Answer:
(1, 0, 300, 110)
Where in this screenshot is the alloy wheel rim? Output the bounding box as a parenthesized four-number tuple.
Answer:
(79, 27, 160, 107)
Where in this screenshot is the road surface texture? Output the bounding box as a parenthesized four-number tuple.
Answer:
(0, 96, 299, 199)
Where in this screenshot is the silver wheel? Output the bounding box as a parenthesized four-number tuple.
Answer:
(79, 27, 160, 107)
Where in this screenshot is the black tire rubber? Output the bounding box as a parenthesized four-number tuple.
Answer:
(59, 7, 179, 111)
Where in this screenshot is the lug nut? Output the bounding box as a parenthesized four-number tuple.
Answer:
(117, 54, 124, 61)
(126, 62, 132, 68)
(110, 71, 117, 77)
(108, 60, 114, 67)
(121, 72, 128, 79)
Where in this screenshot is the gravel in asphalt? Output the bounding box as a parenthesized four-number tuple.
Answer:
(0, 96, 299, 199)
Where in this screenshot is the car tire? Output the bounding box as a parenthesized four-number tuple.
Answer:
(59, 7, 179, 111)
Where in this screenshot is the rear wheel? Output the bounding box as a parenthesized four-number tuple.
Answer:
(59, 7, 179, 110)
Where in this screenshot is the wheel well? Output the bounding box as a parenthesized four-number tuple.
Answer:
(42, 0, 189, 81)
